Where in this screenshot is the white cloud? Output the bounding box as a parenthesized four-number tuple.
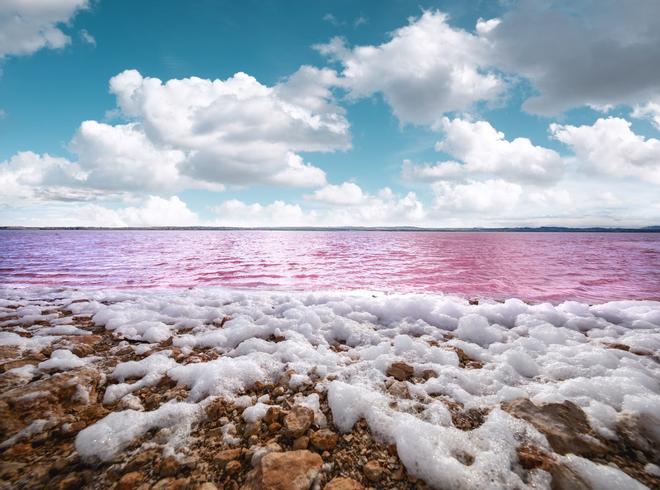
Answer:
(316, 10, 503, 126)
(0, 0, 89, 58)
(210, 200, 316, 227)
(483, 0, 660, 115)
(403, 118, 563, 184)
(0, 122, 221, 202)
(632, 98, 660, 130)
(0, 195, 199, 228)
(0, 151, 86, 203)
(550, 117, 660, 184)
(0, 65, 350, 205)
(432, 179, 522, 212)
(79, 28, 95, 46)
(209, 187, 425, 227)
(69, 121, 195, 192)
(109, 67, 349, 187)
(310, 182, 364, 205)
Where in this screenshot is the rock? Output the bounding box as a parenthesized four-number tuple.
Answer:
(324, 477, 364, 490)
(268, 422, 282, 433)
(197, 484, 218, 490)
(169, 478, 191, 490)
(56, 473, 83, 490)
(242, 450, 323, 490)
(226, 460, 242, 474)
(549, 464, 591, 490)
(503, 399, 608, 457)
(245, 422, 260, 437)
(0, 461, 26, 480)
(292, 436, 309, 450)
(159, 456, 180, 478)
(363, 461, 385, 482)
(264, 406, 285, 424)
(284, 406, 315, 438)
(516, 443, 553, 471)
(117, 471, 144, 490)
(310, 429, 339, 450)
(386, 362, 414, 381)
(214, 448, 243, 467)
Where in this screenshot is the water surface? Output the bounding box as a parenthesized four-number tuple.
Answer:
(1, 230, 659, 303)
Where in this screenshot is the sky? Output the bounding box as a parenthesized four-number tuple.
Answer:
(1, 0, 660, 228)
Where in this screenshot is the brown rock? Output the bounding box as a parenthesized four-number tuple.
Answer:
(503, 399, 608, 457)
(263, 406, 285, 424)
(245, 422, 260, 437)
(226, 460, 242, 475)
(549, 464, 591, 490)
(214, 448, 242, 467)
(117, 471, 144, 490)
(169, 478, 191, 490)
(56, 473, 83, 490)
(242, 450, 323, 490)
(197, 484, 218, 490)
(292, 436, 309, 450)
(284, 406, 315, 438)
(310, 429, 339, 450)
(517, 443, 553, 471)
(159, 456, 180, 478)
(324, 477, 364, 490)
(386, 362, 414, 381)
(363, 460, 385, 482)
(268, 422, 282, 433)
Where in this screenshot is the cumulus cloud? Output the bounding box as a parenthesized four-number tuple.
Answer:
(109, 67, 349, 187)
(0, 196, 199, 228)
(0, 0, 89, 58)
(210, 187, 425, 227)
(0, 65, 351, 206)
(310, 182, 364, 205)
(550, 117, 660, 184)
(483, 0, 660, 115)
(316, 10, 503, 126)
(432, 179, 523, 212)
(0, 151, 86, 203)
(403, 118, 563, 184)
(69, 121, 195, 192)
(210, 200, 316, 228)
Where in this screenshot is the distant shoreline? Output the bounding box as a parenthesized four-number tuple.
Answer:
(1, 226, 659, 233)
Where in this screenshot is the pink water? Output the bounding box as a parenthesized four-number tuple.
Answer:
(1, 230, 659, 303)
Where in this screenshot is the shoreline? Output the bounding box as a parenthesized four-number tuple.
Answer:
(1, 287, 659, 489)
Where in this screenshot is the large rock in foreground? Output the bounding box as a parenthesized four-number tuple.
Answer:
(242, 450, 323, 490)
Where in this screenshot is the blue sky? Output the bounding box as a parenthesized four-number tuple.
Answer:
(1, 0, 660, 227)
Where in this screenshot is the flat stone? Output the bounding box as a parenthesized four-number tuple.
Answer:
(386, 362, 414, 381)
(214, 448, 243, 467)
(310, 429, 339, 450)
(284, 406, 315, 438)
(117, 471, 144, 490)
(503, 399, 608, 457)
(363, 461, 385, 482)
(242, 450, 323, 490)
(292, 436, 309, 450)
(324, 477, 364, 490)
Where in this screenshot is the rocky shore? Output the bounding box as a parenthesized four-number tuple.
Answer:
(1, 288, 659, 489)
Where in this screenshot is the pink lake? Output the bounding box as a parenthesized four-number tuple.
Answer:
(1, 230, 659, 303)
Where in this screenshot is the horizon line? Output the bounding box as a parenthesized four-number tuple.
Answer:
(1, 225, 659, 232)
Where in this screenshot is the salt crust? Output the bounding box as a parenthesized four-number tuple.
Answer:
(1, 287, 659, 488)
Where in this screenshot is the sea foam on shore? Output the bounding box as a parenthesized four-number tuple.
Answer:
(1, 287, 659, 489)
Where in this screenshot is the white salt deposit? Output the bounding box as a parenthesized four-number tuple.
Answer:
(1, 286, 659, 488)
(38, 349, 91, 372)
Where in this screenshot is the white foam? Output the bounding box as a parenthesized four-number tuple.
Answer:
(1, 286, 657, 489)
